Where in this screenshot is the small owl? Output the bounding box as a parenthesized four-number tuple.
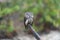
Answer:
(24, 12, 34, 29)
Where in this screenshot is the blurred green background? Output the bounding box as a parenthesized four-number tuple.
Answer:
(0, 0, 60, 32)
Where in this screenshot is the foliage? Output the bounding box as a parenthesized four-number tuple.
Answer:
(0, 0, 60, 32)
(0, 0, 20, 32)
(19, 0, 60, 32)
(0, 0, 20, 17)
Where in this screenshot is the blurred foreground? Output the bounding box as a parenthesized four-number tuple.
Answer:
(13, 30, 60, 40)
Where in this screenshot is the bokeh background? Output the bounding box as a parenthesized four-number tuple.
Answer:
(0, 0, 60, 40)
